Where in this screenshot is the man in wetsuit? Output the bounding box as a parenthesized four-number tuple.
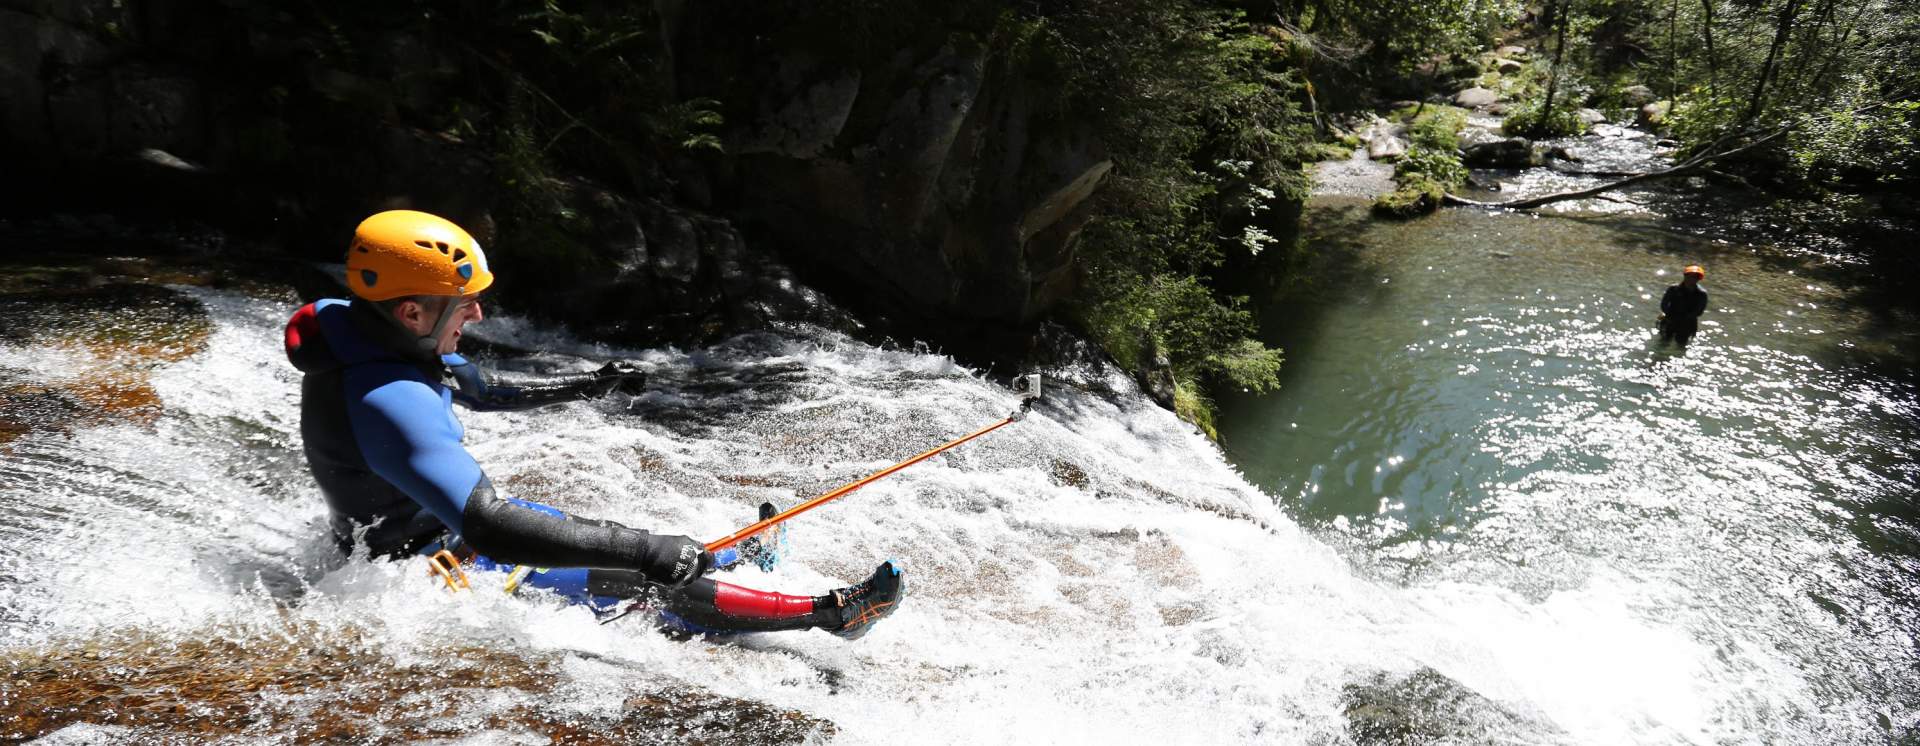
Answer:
(284, 209, 903, 638)
(1659, 265, 1708, 347)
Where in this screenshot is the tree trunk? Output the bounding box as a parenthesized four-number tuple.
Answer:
(1539, 0, 1571, 129)
(1745, 0, 1803, 123)
(1806, 0, 1873, 94)
(1699, 0, 1719, 97)
(1782, 0, 1841, 102)
(1667, 0, 1680, 103)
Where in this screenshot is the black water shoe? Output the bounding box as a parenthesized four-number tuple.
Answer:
(830, 561, 905, 640)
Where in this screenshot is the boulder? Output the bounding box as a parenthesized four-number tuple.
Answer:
(1546, 145, 1581, 162)
(1344, 668, 1561, 745)
(1461, 137, 1536, 168)
(1637, 101, 1671, 128)
(1495, 58, 1524, 74)
(1496, 45, 1529, 59)
(1453, 87, 1499, 108)
(1577, 108, 1608, 125)
(1621, 84, 1658, 107)
(1367, 134, 1406, 160)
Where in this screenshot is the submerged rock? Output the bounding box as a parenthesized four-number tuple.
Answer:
(1462, 137, 1536, 168)
(0, 275, 212, 445)
(1343, 667, 1561, 744)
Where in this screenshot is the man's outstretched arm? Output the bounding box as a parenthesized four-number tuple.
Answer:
(445, 354, 647, 411)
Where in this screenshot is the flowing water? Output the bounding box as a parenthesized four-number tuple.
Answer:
(0, 268, 1541, 743)
(1217, 188, 1920, 743)
(3, 175, 1917, 741)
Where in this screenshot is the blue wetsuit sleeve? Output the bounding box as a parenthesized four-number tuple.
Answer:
(347, 375, 481, 532)
(346, 368, 704, 584)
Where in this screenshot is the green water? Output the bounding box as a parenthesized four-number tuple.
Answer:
(1217, 199, 1920, 736)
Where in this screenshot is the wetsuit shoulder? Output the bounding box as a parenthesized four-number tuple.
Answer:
(343, 364, 480, 532)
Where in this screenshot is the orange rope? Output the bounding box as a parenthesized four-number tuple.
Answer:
(705, 415, 1020, 553)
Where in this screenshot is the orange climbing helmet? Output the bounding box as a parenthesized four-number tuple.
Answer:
(345, 210, 494, 301)
(1683, 265, 1705, 279)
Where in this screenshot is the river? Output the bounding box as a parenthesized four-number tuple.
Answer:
(1217, 136, 1920, 742)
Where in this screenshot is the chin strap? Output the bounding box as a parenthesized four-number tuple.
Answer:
(416, 296, 460, 353)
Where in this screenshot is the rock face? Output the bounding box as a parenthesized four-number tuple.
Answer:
(680, 29, 1113, 337)
(1462, 137, 1537, 168)
(0, 2, 1118, 357)
(1454, 87, 1499, 108)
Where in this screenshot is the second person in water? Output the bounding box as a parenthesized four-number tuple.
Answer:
(1659, 265, 1708, 346)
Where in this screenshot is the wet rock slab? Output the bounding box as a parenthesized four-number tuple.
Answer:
(0, 627, 833, 743)
(1343, 667, 1562, 744)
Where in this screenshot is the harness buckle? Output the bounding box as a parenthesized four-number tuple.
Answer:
(425, 549, 471, 592)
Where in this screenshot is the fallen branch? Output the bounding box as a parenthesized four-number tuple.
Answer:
(1444, 126, 1789, 209)
(1442, 105, 1883, 210)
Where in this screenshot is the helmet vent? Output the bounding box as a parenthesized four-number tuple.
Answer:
(435, 241, 450, 253)
(360, 269, 378, 287)
(355, 244, 370, 253)
(415, 240, 434, 249)
(452, 248, 466, 262)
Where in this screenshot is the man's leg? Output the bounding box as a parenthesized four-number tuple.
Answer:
(587, 563, 905, 638)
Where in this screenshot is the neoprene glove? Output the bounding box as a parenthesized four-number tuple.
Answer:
(638, 532, 715, 588)
(589, 361, 647, 397)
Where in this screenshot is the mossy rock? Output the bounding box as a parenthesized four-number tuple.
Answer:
(1371, 174, 1446, 218)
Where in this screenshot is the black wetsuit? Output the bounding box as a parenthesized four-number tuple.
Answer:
(284, 297, 852, 633)
(1660, 283, 1708, 345)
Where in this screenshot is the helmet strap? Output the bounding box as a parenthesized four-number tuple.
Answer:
(417, 296, 460, 354)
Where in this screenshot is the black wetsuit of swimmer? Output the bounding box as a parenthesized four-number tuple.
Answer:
(283, 297, 900, 637)
(1660, 282, 1708, 346)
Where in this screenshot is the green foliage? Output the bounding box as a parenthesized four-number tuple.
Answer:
(1209, 339, 1286, 394)
(1785, 89, 1919, 189)
(1503, 96, 1590, 137)
(1173, 378, 1219, 440)
(1395, 147, 1468, 188)
(1301, 0, 1524, 75)
(1045, 2, 1308, 418)
(1080, 274, 1281, 394)
(1393, 104, 1471, 151)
